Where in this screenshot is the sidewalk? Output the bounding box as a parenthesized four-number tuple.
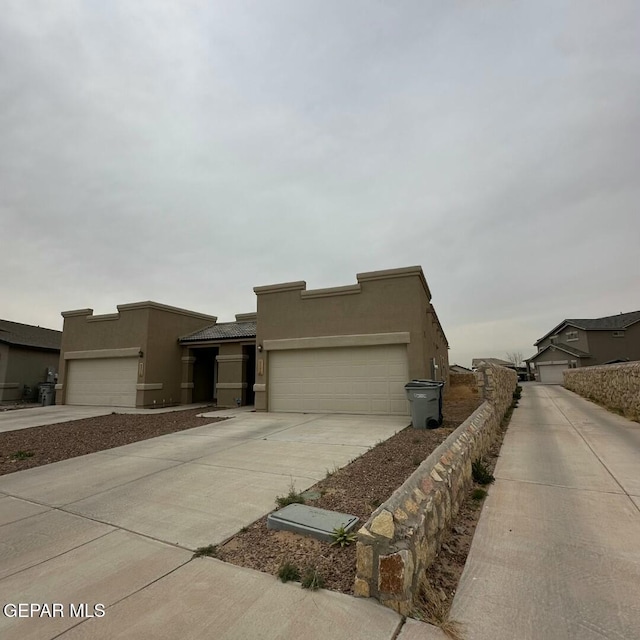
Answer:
(449, 383, 640, 639)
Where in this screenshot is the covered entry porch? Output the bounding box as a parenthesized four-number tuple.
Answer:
(179, 314, 256, 408)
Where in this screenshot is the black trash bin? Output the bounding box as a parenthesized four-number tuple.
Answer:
(404, 379, 444, 429)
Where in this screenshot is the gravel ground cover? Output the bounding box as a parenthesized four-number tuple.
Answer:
(218, 390, 484, 595)
(0, 406, 223, 475)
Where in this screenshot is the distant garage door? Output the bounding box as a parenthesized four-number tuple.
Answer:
(268, 344, 409, 414)
(537, 363, 568, 384)
(66, 358, 138, 407)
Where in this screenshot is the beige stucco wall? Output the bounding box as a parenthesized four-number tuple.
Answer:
(253, 266, 449, 411)
(564, 362, 640, 421)
(58, 302, 215, 407)
(1, 343, 59, 402)
(537, 327, 590, 353)
(2, 346, 60, 402)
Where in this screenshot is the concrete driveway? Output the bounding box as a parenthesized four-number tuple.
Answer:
(0, 411, 448, 639)
(450, 383, 640, 639)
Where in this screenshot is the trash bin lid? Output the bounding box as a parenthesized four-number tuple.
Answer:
(405, 379, 443, 389)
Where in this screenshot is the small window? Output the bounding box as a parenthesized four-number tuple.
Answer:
(613, 331, 625, 338)
(550, 336, 558, 344)
(569, 360, 577, 369)
(566, 331, 578, 342)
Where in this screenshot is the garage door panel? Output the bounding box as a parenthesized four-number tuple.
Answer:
(538, 363, 568, 384)
(269, 345, 409, 415)
(66, 358, 138, 407)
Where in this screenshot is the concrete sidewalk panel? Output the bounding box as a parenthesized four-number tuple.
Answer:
(0, 453, 181, 506)
(59, 559, 402, 640)
(452, 480, 640, 640)
(98, 432, 247, 462)
(0, 530, 191, 640)
(496, 422, 623, 492)
(66, 463, 317, 548)
(195, 439, 367, 480)
(0, 496, 49, 526)
(0, 510, 113, 580)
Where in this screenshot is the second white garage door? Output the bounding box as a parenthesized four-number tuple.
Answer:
(66, 357, 138, 407)
(268, 344, 409, 414)
(537, 362, 568, 384)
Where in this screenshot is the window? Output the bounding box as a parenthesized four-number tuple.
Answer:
(613, 331, 625, 338)
(569, 360, 577, 368)
(550, 336, 558, 344)
(566, 331, 578, 342)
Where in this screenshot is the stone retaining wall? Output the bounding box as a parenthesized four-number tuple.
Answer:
(564, 362, 640, 421)
(354, 364, 517, 614)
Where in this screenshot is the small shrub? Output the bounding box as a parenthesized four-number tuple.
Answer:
(330, 526, 358, 548)
(301, 567, 324, 590)
(472, 488, 488, 501)
(276, 481, 305, 508)
(278, 561, 300, 583)
(472, 459, 495, 485)
(11, 451, 34, 460)
(193, 544, 218, 558)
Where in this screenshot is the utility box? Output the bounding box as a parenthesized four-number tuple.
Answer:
(405, 379, 444, 428)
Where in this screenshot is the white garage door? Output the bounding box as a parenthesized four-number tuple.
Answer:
(538, 363, 568, 384)
(66, 358, 138, 407)
(268, 345, 409, 414)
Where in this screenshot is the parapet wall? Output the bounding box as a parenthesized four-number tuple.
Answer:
(354, 364, 517, 614)
(564, 362, 640, 421)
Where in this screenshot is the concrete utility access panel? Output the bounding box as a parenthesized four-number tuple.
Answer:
(267, 504, 359, 542)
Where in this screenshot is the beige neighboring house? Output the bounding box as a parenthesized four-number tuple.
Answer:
(58, 266, 449, 415)
(0, 320, 62, 402)
(527, 310, 640, 384)
(57, 302, 218, 408)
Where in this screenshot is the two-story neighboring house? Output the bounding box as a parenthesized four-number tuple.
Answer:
(527, 310, 640, 383)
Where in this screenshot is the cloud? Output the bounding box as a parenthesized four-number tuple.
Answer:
(1, 1, 638, 366)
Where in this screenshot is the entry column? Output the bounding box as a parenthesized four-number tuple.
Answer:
(180, 349, 196, 404)
(216, 344, 248, 407)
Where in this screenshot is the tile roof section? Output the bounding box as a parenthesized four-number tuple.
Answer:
(180, 321, 257, 343)
(0, 319, 62, 350)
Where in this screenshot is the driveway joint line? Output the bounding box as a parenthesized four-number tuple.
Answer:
(0, 506, 53, 529)
(0, 529, 115, 583)
(50, 505, 203, 552)
(494, 475, 626, 496)
(549, 388, 640, 514)
(52, 557, 194, 639)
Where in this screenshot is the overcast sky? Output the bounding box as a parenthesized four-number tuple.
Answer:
(1, 1, 638, 367)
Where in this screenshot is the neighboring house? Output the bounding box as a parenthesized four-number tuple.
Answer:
(450, 364, 474, 374)
(527, 310, 640, 384)
(0, 320, 62, 402)
(471, 357, 513, 369)
(472, 357, 528, 381)
(57, 266, 449, 416)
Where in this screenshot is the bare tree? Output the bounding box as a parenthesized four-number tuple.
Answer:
(506, 351, 524, 367)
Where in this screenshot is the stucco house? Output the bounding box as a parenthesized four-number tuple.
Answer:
(57, 266, 449, 415)
(0, 320, 62, 403)
(527, 310, 640, 384)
